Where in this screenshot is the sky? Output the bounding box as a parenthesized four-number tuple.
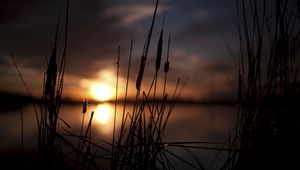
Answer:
(0, 0, 239, 101)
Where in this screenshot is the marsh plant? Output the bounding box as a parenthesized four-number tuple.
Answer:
(37, 2, 69, 169)
(110, 4, 190, 168)
(11, 0, 209, 169)
(223, 0, 300, 169)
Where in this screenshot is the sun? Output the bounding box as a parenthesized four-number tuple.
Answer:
(90, 83, 114, 101)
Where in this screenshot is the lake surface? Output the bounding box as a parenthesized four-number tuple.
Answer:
(0, 103, 237, 170)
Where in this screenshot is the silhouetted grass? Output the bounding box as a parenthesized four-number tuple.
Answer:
(36, 1, 69, 169)
(9, 0, 241, 169)
(223, 0, 300, 169)
(109, 0, 193, 169)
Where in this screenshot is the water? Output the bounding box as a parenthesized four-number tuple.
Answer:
(0, 103, 237, 170)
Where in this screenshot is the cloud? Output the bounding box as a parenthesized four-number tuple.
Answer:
(0, 0, 38, 24)
(104, 4, 163, 26)
(0, 0, 134, 77)
(0, 0, 239, 100)
(193, 10, 210, 19)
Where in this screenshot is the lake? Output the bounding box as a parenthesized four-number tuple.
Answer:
(0, 103, 237, 170)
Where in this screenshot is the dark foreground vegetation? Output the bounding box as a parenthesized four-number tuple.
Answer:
(7, 0, 203, 169)
(2, 0, 300, 170)
(223, 0, 300, 170)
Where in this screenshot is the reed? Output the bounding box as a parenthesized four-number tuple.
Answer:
(36, 1, 71, 169)
(9, 1, 70, 167)
(111, 45, 121, 169)
(79, 99, 87, 145)
(223, 0, 300, 169)
(108, 0, 207, 169)
(19, 108, 24, 158)
(49, 0, 216, 169)
(10, 0, 232, 169)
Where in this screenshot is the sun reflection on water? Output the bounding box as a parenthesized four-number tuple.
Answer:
(94, 103, 113, 125)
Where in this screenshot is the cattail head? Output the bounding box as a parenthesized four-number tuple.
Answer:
(155, 12, 165, 71)
(136, 52, 147, 92)
(136, 72, 143, 92)
(135, 0, 159, 93)
(155, 30, 163, 71)
(82, 99, 87, 114)
(164, 33, 171, 73)
(45, 15, 60, 97)
(45, 48, 57, 97)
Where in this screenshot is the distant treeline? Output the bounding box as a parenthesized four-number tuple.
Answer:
(0, 92, 33, 111)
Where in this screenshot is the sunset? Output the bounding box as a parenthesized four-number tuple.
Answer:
(90, 82, 114, 101)
(0, 0, 300, 170)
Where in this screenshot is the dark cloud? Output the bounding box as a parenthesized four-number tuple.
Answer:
(173, 0, 237, 58)
(0, 0, 133, 78)
(0, 0, 38, 24)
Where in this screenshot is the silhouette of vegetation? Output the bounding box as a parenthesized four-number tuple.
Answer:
(9, 0, 300, 169)
(223, 0, 300, 169)
(9, 0, 214, 169)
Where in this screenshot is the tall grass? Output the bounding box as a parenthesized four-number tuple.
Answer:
(223, 0, 300, 169)
(36, 1, 71, 169)
(109, 0, 208, 169)
(10, 0, 234, 169)
(40, 0, 196, 169)
(10, 6, 69, 165)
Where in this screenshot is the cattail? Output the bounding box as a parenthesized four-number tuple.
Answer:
(155, 30, 163, 71)
(155, 12, 165, 71)
(82, 99, 87, 114)
(136, 0, 159, 93)
(45, 14, 60, 97)
(136, 51, 146, 92)
(136, 72, 143, 92)
(45, 46, 57, 97)
(164, 34, 171, 73)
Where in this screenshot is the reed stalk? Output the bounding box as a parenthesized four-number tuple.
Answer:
(111, 46, 120, 168)
(223, 0, 300, 169)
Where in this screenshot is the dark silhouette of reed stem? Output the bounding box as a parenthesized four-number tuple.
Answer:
(111, 46, 120, 168)
(223, 0, 300, 169)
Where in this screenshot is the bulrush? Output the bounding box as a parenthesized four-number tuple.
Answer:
(45, 25, 58, 98)
(136, 0, 159, 93)
(45, 56, 57, 97)
(164, 34, 171, 73)
(155, 32, 163, 71)
(45, 15, 60, 124)
(155, 12, 165, 71)
(82, 99, 87, 114)
(136, 64, 144, 93)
